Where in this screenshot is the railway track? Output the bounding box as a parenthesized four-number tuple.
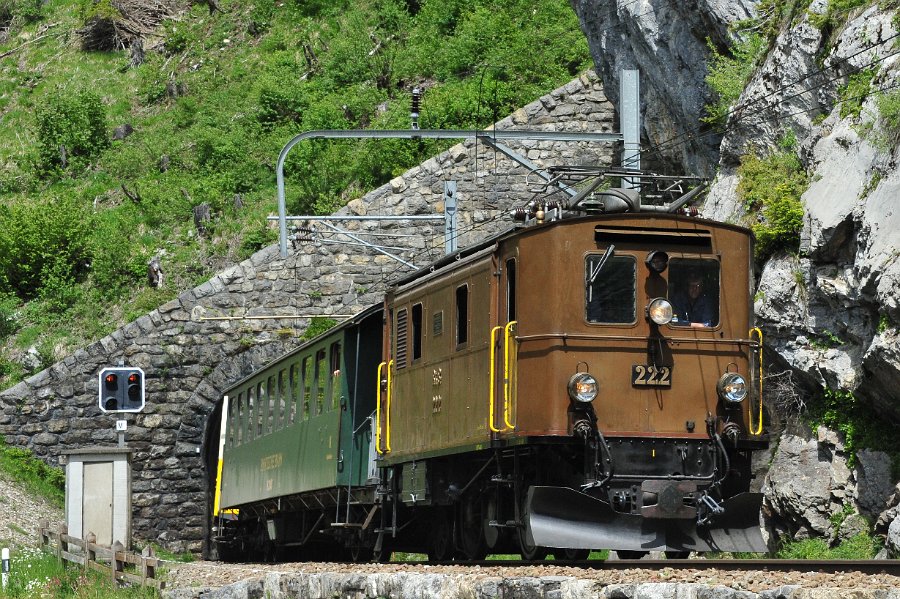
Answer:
(412, 558, 900, 575)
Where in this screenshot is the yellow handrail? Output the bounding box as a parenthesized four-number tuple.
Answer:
(488, 326, 504, 433)
(503, 321, 517, 429)
(385, 359, 394, 452)
(748, 327, 764, 435)
(375, 361, 386, 454)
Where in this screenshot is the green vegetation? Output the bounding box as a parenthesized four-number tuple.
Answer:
(0, 0, 590, 390)
(777, 532, 881, 559)
(736, 141, 809, 260)
(702, 32, 767, 127)
(808, 0, 871, 31)
(837, 66, 877, 120)
(814, 388, 900, 472)
(0, 547, 158, 598)
(0, 441, 65, 508)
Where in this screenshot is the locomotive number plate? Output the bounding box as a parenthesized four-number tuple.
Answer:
(631, 365, 672, 387)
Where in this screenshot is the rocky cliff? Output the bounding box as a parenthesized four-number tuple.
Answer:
(572, 0, 900, 553)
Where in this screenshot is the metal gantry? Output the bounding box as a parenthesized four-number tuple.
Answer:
(274, 70, 642, 259)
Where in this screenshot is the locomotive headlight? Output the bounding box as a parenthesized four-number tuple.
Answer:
(568, 372, 598, 403)
(717, 373, 748, 404)
(646, 298, 674, 325)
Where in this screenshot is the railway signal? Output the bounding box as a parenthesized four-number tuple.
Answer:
(98, 367, 145, 413)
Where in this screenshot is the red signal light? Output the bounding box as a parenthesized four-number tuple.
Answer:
(105, 373, 118, 386)
(128, 373, 139, 384)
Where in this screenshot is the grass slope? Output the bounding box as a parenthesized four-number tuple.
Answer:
(0, 0, 590, 389)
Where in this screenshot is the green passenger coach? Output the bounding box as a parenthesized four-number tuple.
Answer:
(213, 306, 383, 560)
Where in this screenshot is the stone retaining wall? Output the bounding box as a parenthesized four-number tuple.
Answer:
(0, 71, 616, 553)
(162, 572, 897, 599)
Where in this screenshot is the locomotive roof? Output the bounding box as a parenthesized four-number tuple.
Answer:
(388, 212, 751, 290)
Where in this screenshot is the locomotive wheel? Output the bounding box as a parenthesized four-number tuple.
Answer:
(517, 526, 548, 561)
(428, 509, 454, 562)
(553, 548, 590, 561)
(664, 550, 690, 559)
(458, 495, 487, 560)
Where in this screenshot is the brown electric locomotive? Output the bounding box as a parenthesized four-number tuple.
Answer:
(374, 200, 768, 558)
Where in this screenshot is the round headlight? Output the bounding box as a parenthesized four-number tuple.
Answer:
(717, 373, 747, 404)
(568, 373, 598, 403)
(647, 298, 674, 325)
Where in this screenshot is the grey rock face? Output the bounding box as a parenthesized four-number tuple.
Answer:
(570, 0, 756, 176)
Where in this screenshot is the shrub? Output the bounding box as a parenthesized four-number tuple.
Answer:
(816, 388, 900, 471)
(838, 67, 877, 120)
(0, 0, 44, 27)
(876, 87, 900, 142)
(703, 32, 766, 127)
(808, 0, 870, 31)
(0, 196, 95, 301)
(0, 442, 65, 507)
(0, 291, 20, 339)
(736, 148, 808, 260)
(34, 89, 109, 175)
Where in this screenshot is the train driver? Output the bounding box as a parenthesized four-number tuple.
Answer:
(671, 272, 714, 328)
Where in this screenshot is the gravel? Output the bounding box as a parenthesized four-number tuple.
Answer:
(0, 471, 63, 551)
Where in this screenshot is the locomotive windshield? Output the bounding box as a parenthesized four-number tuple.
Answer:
(585, 255, 636, 324)
(667, 258, 720, 328)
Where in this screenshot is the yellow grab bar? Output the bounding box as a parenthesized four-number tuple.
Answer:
(385, 359, 393, 452)
(488, 326, 504, 433)
(376, 361, 386, 454)
(748, 327, 764, 435)
(503, 321, 517, 429)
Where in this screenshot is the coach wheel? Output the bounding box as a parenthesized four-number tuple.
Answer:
(458, 495, 487, 560)
(349, 532, 373, 563)
(553, 548, 590, 561)
(616, 550, 648, 560)
(664, 550, 690, 559)
(428, 509, 454, 562)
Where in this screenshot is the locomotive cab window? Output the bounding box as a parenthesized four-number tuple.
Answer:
(667, 258, 720, 328)
(585, 254, 636, 324)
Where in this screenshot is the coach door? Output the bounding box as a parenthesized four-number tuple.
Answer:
(490, 253, 518, 434)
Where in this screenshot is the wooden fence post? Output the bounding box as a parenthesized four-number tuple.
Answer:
(55, 523, 67, 563)
(111, 541, 124, 586)
(140, 545, 155, 585)
(85, 533, 96, 573)
(38, 520, 48, 548)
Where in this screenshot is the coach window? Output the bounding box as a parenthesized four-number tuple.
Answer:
(395, 308, 408, 369)
(315, 349, 328, 415)
(258, 381, 267, 436)
(412, 303, 423, 362)
(667, 258, 720, 328)
(302, 356, 312, 420)
(585, 254, 637, 324)
(245, 387, 254, 442)
(289, 363, 299, 425)
(267, 377, 277, 433)
(456, 284, 469, 348)
(330, 342, 342, 410)
(229, 394, 238, 447)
